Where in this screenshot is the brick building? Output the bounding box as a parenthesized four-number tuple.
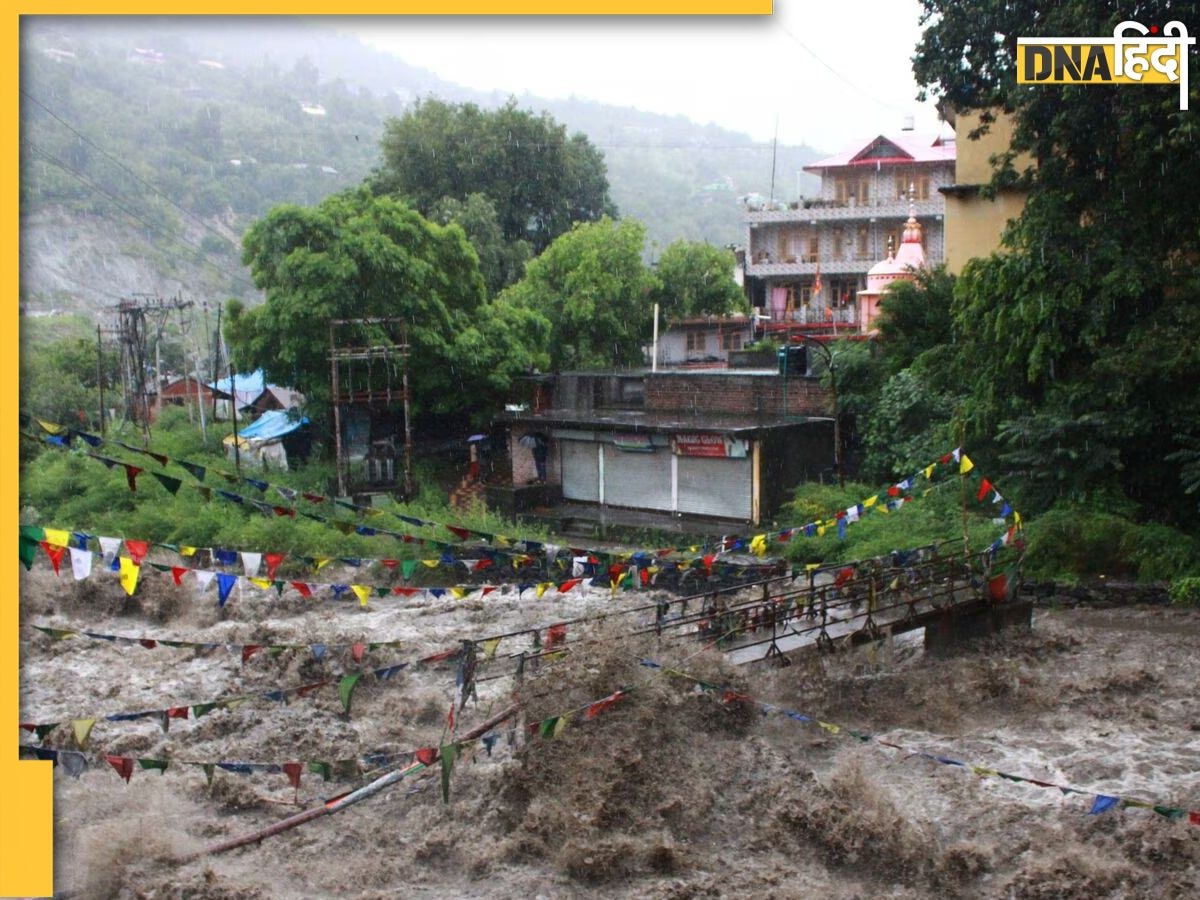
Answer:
(494, 368, 835, 526)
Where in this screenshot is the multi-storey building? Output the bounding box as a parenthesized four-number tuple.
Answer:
(743, 129, 955, 336)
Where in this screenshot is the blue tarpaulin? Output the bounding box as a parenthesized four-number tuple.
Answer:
(227, 410, 309, 444)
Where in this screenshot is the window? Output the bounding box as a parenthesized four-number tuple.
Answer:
(895, 174, 931, 201)
(686, 331, 706, 353)
(721, 331, 743, 351)
(833, 230, 844, 258)
(805, 235, 819, 263)
(856, 225, 870, 259)
(835, 177, 871, 204)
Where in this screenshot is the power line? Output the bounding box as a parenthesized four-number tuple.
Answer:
(21, 89, 246, 256)
(22, 138, 260, 295)
(773, 22, 904, 113)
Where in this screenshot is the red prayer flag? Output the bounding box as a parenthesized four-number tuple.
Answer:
(242, 644, 263, 665)
(167, 707, 189, 720)
(481, 586, 496, 597)
(291, 581, 313, 598)
(557, 578, 581, 593)
(393, 587, 419, 597)
(1190, 811, 1200, 826)
(415, 747, 437, 766)
(302, 492, 326, 503)
(283, 762, 303, 790)
(106, 755, 134, 783)
(124, 464, 144, 492)
(140, 639, 157, 649)
(473, 558, 494, 572)
(351, 642, 366, 663)
(447, 526, 471, 540)
(170, 566, 188, 585)
(272, 506, 296, 518)
(585, 690, 626, 721)
(976, 478, 993, 502)
(124, 540, 149, 566)
(380, 559, 399, 569)
(546, 623, 567, 649)
(264, 552, 285, 579)
(39, 542, 66, 575)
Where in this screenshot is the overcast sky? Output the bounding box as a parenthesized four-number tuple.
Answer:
(340, 2, 948, 155)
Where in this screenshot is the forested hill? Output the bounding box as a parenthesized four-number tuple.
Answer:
(20, 17, 821, 314)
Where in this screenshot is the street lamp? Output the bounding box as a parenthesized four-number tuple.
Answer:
(800, 336, 843, 487)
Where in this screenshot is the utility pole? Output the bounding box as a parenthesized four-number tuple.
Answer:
(107, 293, 192, 441)
(802, 336, 843, 487)
(329, 318, 412, 500)
(96, 323, 105, 436)
(229, 364, 241, 475)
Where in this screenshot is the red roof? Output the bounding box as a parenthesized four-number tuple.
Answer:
(804, 133, 956, 171)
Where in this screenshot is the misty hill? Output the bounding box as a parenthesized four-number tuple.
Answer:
(20, 17, 821, 314)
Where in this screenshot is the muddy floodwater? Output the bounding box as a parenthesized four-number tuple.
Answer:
(18, 563, 1200, 898)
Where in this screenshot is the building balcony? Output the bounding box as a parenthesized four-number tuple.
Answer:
(745, 197, 944, 225)
(745, 258, 872, 278)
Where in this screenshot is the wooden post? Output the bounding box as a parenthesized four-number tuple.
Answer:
(194, 704, 517, 859)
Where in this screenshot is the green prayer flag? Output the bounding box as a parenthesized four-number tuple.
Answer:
(401, 559, 417, 580)
(202, 763, 215, 787)
(308, 761, 332, 782)
(1153, 805, 1186, 820)
(192, 702, 218, 718)
(35, 723, 59, 741)
(538, 717, 558, 739)
(20, 525, 46, 542)
(138, 758, 169, 773)
(440, 742, 459, 804)
(18, 536, 39, 571)
(338, 672, 363, 715)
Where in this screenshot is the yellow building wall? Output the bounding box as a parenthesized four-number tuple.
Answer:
(942, 109, 1033, 274)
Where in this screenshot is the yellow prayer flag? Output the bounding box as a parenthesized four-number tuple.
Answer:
(224, 698, 248, 711)
(1014, 510, 1022, 526)
(450, 587, 468, 599)
(924, 464, 935, 480)
(863, 495, 877, 508)
(314, 557, 332, 571)
(249, 577, 272, 591)
(553, 712, 572, 738)
(818, 721, 841, 735)
(805, 563, 821, 571)
(421, 559, 440, 569)
(749, 534, 768, 557)
(536, 582, 551, 599)
(495, 535, 511, 547)
(37, 419, 67, 435)
(180, 546, 197, 556)
(960, 454, 974, 474)
(72, 719, 96, 748)
(42, 528, 71, 549)
(118, 557, 140, 596)
(351, 584, 372, 606)
(481, 638, 501, 660)
(972, 766, 997, 778)
(817, 525, 826, 537)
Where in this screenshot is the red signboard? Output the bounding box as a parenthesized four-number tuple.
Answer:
(671, 433, 748, 458)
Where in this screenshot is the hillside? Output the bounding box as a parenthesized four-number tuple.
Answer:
(19, 17, 820, 315)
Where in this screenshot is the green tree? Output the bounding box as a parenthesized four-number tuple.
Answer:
(913, 1, 1200, 523)
(500, 217, 658, 371)
(429, 193, 531, 297)
(651, 239, 746, 320)
(228, 187, 487, 418)
(374, 97, 616, 255)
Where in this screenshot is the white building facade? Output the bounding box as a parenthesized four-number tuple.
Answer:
(743, 131, 955, 335)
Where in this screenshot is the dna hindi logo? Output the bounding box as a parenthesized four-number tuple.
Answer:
(1016, 20, 1195, 110)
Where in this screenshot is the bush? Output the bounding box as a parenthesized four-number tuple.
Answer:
(1168, 577, 1200, 607)
(1021, 503, 1200, 583)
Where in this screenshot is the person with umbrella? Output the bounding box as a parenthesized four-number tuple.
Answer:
(466, 433, 490, 483)
(519, 432, 550, 484)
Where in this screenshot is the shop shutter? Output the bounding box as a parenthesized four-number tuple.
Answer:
(676, 455, 753, 520)
(561, 440, 599, 502)
(604, 448, 673, 512)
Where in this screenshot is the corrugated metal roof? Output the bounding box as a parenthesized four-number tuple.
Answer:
(804, 133, 956, 170)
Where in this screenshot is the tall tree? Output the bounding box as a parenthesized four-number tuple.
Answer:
(374, 97, 617, 256)
(913, 1, 1200, 521)
(227, 187, 487, 417)
(499, 217, 658, 371)
(651, 239, 747, 321)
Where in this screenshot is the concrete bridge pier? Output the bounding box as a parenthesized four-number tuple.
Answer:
(923, 598, 1033, 657)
